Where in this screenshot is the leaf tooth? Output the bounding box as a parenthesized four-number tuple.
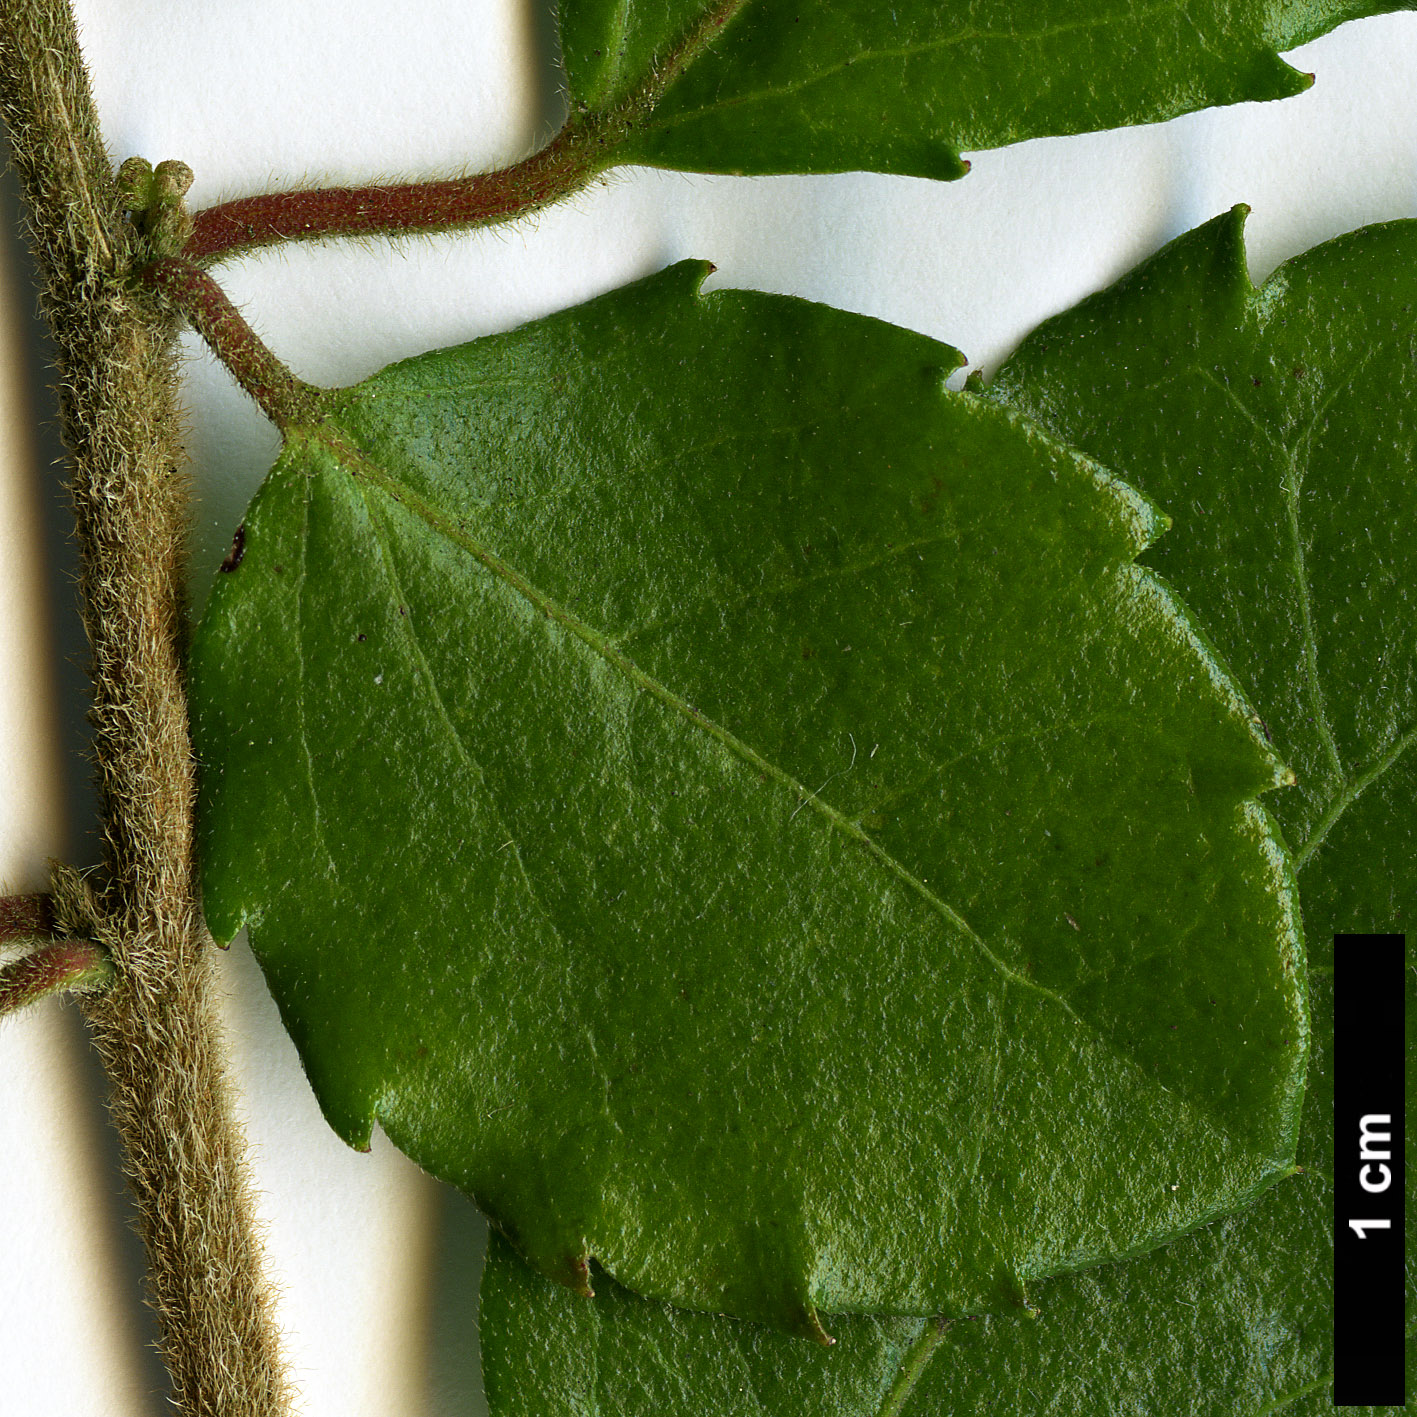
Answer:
(1249, 50, 1314, 103)
(568, 1250, 596, 1300)
(802, 1304, 835, 1348)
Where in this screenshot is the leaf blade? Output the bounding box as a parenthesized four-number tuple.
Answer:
(559, 0, 1416, 179)
(989, 209, 1417, 954)
(476, 214, 1415, 1411)
(192, 267, 1304, 1333)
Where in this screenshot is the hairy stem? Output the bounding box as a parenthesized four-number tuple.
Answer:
(142, 257, 322, 428)
(185, 0, 749, 266)
(0, 4, 292, 1413)
(0, 891, 55, 939)
(186, 110, 620, 265)
(0, 938, 112, 1014)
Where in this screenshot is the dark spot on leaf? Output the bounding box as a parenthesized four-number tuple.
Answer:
(356, 633, 367, 643)
(273, 563, 285, 575)
(219, 524, 245, 572)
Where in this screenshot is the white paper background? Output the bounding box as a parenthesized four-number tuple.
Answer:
(2, 6, 1415, 1413)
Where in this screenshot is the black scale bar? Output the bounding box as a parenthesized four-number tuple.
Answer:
(1334, 933, 1406, 1407)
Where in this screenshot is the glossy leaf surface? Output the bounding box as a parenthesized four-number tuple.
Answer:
(561, 0, 1417, 180)
(482, 1229, 932, 1416)
(992, 210, 1417, 954)
(909, 208, 1417, 1414)
(480, 215, 1414, 1410)
(191, 264, 1303, 1336)
(483, 971, 1412, 1416)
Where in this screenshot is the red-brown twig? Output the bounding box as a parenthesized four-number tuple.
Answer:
(0, 938, 112, 1015)
(140, 256, 323, 427)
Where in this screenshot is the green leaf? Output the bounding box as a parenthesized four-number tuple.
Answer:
(476, 214, 1414, 1412)
(190, 264, 1304, 1337)
(905, 208, 1417, 1414)
(561, 0, 1417, 181)
(481, 1228, 935, 1416)
(483, 971, 1412, 1417)
(895, 972, 1417, 1416)
(990, 209, 1417, 958)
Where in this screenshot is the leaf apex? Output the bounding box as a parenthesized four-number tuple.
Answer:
(318, 1070, 377, 1153)
(1194, 204, 1254, 298)
(200, 903, 250, 951)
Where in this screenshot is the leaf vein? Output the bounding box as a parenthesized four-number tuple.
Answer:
(1294, 721, 1417, 868)
(644, 1, 1181, 137)
(1190, 367, 1286, 454)
(857, 711, 1130, 819)
(314, 427, 1085, 1024)
(357, 493, 542, 906)
(1249, 1371, 1331, 1416)
(611, 531, 957, 649)
(294, 475, 341, 886)
(310, 424, 1274, 1182)
(1281, 444, 1343, 779)
(874, 1317, 950, 1417)
(357, 488, 624, 1142)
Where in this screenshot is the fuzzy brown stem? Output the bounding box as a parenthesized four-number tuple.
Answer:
(0, 891, 55, 939)
(186, 111, 618, 265)
(0, 938, 112, 1014)
(0, 4, 292, 1413)
(184, 0, 750, 267)
(142, 257, 322, 428)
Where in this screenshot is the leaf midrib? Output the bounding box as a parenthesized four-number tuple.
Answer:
(303, 422, 1076, 1022)
(284, 416, 1300, 1365)
(305, 417, 1310, 1176)
(641, 1, 1180, 140)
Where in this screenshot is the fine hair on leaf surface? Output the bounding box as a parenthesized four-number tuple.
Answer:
(475, 210, 1416, 1417)
(190, 261, 1306, 1340)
